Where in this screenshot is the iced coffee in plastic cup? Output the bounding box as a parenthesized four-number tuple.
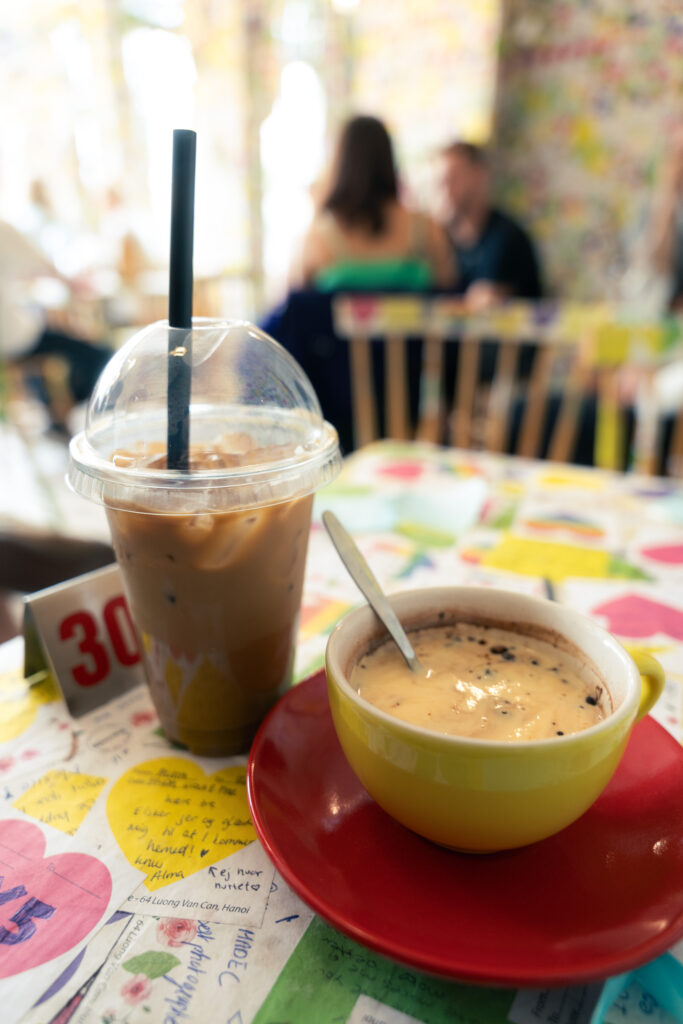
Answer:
(69, 319, 340, 755)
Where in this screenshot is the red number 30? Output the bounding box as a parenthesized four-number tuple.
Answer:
(59, 611, 109, 686)
(59, 597, 140, 687)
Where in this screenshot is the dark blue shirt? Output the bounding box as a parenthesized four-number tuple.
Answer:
(452, 207, 543, 299)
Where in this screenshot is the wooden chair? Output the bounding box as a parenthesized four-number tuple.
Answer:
(332, 296, 683, 474)
(582, 317, 683, 475)
(332, 295, 588, 463)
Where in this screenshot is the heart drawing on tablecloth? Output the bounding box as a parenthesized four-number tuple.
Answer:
(106, 758, 256, 890)
(0, 818, 112, 978)
(592, 594, 683, 640)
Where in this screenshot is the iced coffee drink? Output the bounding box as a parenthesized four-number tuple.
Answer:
(106, 441, 313, 754)
(69, 320, 340, 755)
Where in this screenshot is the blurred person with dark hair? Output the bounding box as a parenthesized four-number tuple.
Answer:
(291, 115, 454, 291)
(440, 141, 543, 309)
(0, 217, 111, 423)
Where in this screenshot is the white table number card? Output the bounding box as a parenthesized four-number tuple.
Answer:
(23, 563, 145, 716)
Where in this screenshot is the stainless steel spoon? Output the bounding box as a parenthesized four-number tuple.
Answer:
(322, 509, 425, 676)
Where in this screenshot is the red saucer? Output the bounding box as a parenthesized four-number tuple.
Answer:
(247, 670, 683, 988)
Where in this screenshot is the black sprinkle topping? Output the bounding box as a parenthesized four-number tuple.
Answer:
(585, 695, 598, 706)
(438, 611, 446, 620)
(478, 639, 487, 645)
(556, 731, 564, 736)
(531, 659, 539, 666)
(501, 651, 516, 662)
(166, 594, 176, 604)
(166, 553, 175, 562)
(490, 645, 508, 655)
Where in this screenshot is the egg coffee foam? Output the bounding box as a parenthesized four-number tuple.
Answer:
(351, 620, 610, 742)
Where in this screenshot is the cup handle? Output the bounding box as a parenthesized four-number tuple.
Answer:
(626, 648, 665, 721)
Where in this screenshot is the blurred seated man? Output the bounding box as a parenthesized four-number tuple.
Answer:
(440, 141, 543, 309)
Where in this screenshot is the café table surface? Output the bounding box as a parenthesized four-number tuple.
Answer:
(1, 439, 682, 1024)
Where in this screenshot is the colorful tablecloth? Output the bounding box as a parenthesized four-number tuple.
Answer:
(1, 441, 682, 1024)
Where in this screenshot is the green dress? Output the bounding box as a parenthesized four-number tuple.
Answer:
(315, 258, 434, 292)
(311, 210, 436, 292)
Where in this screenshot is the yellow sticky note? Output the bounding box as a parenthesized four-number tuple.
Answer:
(479, 535, 611, 582)
(0, 669, 60, 744)
(500, 481, 524, 496)
(538, 469, 605, 491)
(107, 759, 256, 890)
(14, 769, 107, 835)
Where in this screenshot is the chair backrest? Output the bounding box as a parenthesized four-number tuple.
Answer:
(332, 295, 683, 474)
(332, 295, 587, 463)
(582, 316, 683, 475)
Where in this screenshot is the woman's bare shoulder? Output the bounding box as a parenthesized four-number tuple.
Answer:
(291, 213, 338, 287)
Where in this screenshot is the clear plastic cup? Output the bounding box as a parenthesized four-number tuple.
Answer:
(69, 319, 341, 755)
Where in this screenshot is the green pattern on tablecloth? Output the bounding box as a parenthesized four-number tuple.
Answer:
(252, 916, 515, 1024)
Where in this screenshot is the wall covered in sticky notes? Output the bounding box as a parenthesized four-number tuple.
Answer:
(495, 0, 683, 302)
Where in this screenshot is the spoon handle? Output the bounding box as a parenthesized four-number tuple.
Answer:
(322, 510, 424, 675)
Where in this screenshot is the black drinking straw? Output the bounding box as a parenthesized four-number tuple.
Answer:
(167, 128, 196, 470)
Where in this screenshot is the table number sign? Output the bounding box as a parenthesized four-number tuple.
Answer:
(23, 563, 144, 716)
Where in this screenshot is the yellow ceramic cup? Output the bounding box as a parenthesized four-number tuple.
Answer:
(325, 586, 664, 852)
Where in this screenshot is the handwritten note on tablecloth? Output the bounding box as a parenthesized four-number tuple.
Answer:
(106, 755, 275, 927)
(0, 811, 143, 1024)
(64, 872, 313, 1024)
(0, 638, 73, 786)
(14, 769, 107, 835)
(251, 916, 514, 1024)
(106, 758, 256, 889)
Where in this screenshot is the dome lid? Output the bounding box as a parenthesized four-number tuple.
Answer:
(69, 318, 341, 513)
